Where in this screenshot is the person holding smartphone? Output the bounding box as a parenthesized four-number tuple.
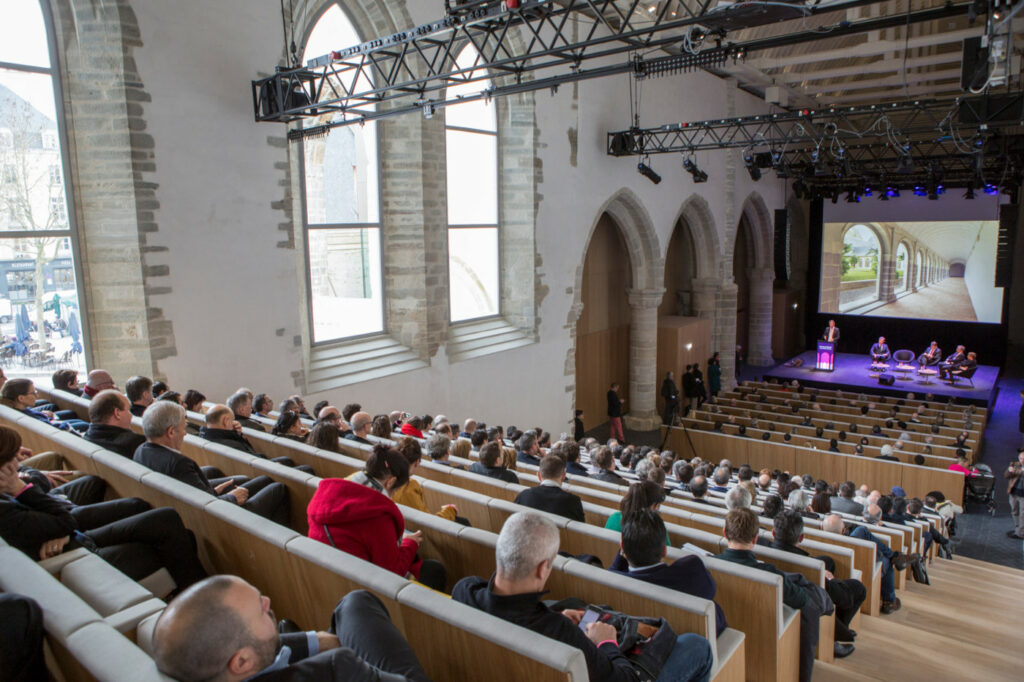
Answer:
(1007, 449, 1024, 539)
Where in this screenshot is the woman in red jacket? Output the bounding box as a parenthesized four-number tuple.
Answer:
(307, 444, 446, 591)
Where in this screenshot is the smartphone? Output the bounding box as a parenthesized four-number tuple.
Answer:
(578, 609, 600, 632)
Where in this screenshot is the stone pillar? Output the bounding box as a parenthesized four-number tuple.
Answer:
(746, 267, 775, 366)
(623, 288, 664, 432)
(819, 227, 843, 311)
(714, 280, 739, 390)
(690, 277, 720, 320)
(910, 256, 919, 292)
(878, 248, 897, 303)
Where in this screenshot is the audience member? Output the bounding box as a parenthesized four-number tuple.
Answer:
(271, 410, 308, 443)
(822, 511, 906, 614)
(252, 393, 273, 418)
(0, 593, 47, 681)
(345, 411, 373, 445)
(390, 437, 458, 522)
(227, 391, 265, 432)
(125, 376, 154, 417)
(307, 420, 342, 453)
(516, 432, 541, 465)
(82, 369, 116, 399)
(513, 455, 585, 522)
(199, 404, 310, 472)
(51, 368, 82, 396)
(469, 441, 518, 484)
(592, 446, 625, 484)
(83, 390, 146, 458)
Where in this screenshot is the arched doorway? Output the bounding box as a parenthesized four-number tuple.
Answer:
(895, 242, 910, 293)
(575, 213, 633, 432)
(660, 217, 698, 318)
(733, 215, 755, 365)
(839, 224, 882, 312)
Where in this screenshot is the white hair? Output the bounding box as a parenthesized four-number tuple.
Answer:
(880, 444, 893, 457)
(143, 400, 185, 440)
(725, 486, 751, 511)
(821, 513, 844, 534)
(787, 488, 808, 511)
(495, 512, 560, 581)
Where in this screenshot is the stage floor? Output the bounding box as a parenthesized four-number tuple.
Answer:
(762, 351, 999, 408)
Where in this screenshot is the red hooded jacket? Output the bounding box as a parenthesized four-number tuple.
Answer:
(400, 423, 424, 439)
(307, 479, 421, 578)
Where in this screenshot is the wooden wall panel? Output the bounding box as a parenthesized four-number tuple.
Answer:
(656, 316, 712, 415)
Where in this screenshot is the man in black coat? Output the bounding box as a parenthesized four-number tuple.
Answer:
(591, 445, 624, 485)
(661, 371, 679, 426)
(468, 441, 518, 484)
(681, 365, 698, 417)
(153, 575, 429, 682)
(938, 345, 966, 379)
(82, 390, 147, 458)
(125, 375, 155, 418)
(227, 391, 266, 432)
(198, 405, 310, 473)
(513, 456, 584, 522)
(133, 401, 291, 526)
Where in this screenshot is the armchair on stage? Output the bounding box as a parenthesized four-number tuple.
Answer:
(947, 364, 978, 387)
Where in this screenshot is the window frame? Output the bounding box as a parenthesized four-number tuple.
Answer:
(0, 0, 92, 363)
(445, 46, 502, 325)
(297, 2, 386, 348)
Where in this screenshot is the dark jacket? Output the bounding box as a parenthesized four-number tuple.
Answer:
(236, 415, 267, 432)
(132, 442, 235, 502)
(513, 483, 585, 522)
(566, 461, 590, 478)
(198, 426, 260, 456)
(661, 379, 678, 404)
(714, 548, 807, 609)
(252, 632, 414, 682)
(574, 417, 585, 442)
(681, 372, 698, 399)
(768, 540, 837, 575)
(516, 450, 541, 465)
(129, 403, 147, 418)
(468, 461, 518, 484)
(593, 469, 625, 485)
(606, 390, 622, 418)
(609, 553, 727, 636)
(452, 576, 636, 682)
(83, 423, 146, 459)
(0, 485, 76, 560)
(344, 433, 372, 445)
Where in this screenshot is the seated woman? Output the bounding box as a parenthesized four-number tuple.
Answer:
(182, 390, 206, 414)
(271, 410, 308, 443)
(760, 493, 784, 519)
(947, 454, 979, 478)
(307, 420, 341, 453)
(604, 480, 670, 545)
(370, 414, 393, 440)
(391, 437, 461, 523)
(0, 379, 54, 423)
(307, 444, 446, 591)
(810, 491, 832, 516)
(399, 415, 425, 439)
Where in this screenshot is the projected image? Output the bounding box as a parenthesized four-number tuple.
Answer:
(819, 221, 1003, 323)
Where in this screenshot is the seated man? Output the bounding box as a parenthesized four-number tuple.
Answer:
(0, 425, 207, 589)
(709, 467, 730, 493)
(771, 511, 862, 654)
(716, 509, 828, 682)
(227, 391, 266, 432)
(592, 445, 625, 485)
(83, 390, 147, 458)
(869, 337, 891, 363)
(82, 369, 117, 399)
(459, 418, 477, 439)
(688, 475, 710, 503)
(344, 411, 373, 445)
(938, 345, 966, 380)
(830, 482, 864, 515)
(468, 441, 518, 484)
(153, 575, 429, 682)
(125, 375, 154, 417)
(516, 432, 542, 465)
(454, 512, 714, 682)
(513, 455, 585, 522)
(199, 405, 312, 473)
(611, 510, 727, 636)
(134, 401, 291, 526)
(918, 341, 942, 367)
(822, 511, 906, 615)
(553, 439, 589, 478)
(950, 351, 977, 380)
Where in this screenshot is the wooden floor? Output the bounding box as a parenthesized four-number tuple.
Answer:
(815, 556, 1024, 681)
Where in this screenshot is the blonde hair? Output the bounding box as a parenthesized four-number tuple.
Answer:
(451, 439, 471, 460)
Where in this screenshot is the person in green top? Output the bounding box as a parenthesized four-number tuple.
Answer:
(707, 352, 722, 398)
(604, 479, 671, 546)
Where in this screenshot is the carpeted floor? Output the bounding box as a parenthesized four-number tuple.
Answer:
(586, 361, 1024, 569)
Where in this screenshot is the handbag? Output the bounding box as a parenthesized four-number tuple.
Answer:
(910, 556, 930, 585)
(585, 605, 677, 681)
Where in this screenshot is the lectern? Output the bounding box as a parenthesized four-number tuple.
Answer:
(816, 341, 835, 371)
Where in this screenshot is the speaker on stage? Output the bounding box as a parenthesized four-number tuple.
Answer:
(878, 374, 895, 386)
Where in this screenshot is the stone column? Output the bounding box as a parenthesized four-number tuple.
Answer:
(819, 228, 843, 312)
(878, 248, 898, 303)
(690, 277, 720, 320)
(746, 267, 775, 366)
(715, 280, 740, 391)
(623, 288, 664, 432)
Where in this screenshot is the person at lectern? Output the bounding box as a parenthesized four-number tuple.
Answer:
(822, 320, 840, 343)
(870, 337, 891, 363)
(918, 341, 942, 367)
(938, 345, 966, 380)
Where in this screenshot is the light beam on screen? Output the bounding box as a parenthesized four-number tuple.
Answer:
(817, 210, 1004, 324)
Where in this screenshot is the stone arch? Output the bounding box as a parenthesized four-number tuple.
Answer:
(673, 194, 721, 281)
(839, 222, 890, 310)
(574, 188, 663, 296)
(739, 191, 774, 270)
(735, 192, 775, 366)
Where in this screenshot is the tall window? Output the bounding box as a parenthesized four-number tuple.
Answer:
(0, 0, 87, 375)
(300, 4, 383, 343)
(446, 46, 499, 322)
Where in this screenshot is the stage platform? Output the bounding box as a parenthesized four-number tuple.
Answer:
(762, 351, 1000, 409)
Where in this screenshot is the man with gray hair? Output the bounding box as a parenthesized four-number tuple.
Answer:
(226, 391, 265, 432)
(725, 485, 751, 511)
(344, 411, 373, 445)
(453, 512, 713, 682)
(709, 467, 730, 493)
(133, 401, 290, 526)
(516, 432, 541, 465)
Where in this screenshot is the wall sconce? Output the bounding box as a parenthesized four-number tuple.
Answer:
(792, 303, 799, 309)
(685, 343, 693, 351)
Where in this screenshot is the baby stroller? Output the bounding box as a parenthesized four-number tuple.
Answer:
(964, 463, 997, 515)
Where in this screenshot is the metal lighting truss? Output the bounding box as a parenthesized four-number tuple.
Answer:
(252, 0, 896, 138)
(607, 95, 1024, 192)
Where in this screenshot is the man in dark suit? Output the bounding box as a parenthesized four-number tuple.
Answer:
(661, 371, 679, 426)
(468, 441, 518, 484)
(133, 401, 291, 526)
(822, 319, 840, 344)
(82, 389, 146, 458)
(228, 391, 266, 432)
(869, 336, 890, 363)
(513, 455, 584, 522)
(918, 341, 941, 367)
(771, 511, 861, 655)
(344, 412, 373, 445)
(591, 445, 625, 485)
(125, 375, 154, 418)
(949, 351, 977, 380)
(516, 432, 541, 465)
(609, 510, 727, 636)
(199, 405, 310, 473)
(681, 365, 698, 417)
(938, 345, 966, 379)
(153, 575, 429, 682)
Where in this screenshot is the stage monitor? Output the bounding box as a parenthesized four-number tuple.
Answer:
(818, 201, 1004, 323)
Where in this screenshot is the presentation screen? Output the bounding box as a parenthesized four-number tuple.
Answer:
(818, 220, 1003, 323)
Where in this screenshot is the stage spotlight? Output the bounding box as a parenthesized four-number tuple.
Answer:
(637, 162, 662, 184)
(885, 186, 900, 198)
(683, 158, 708, 183)
(743, 154, 761, 181)
(913, 185, 926, 197)
(963, 185, 976, 199)
(984, 183, 999, 195)
(862, 186, 873, 197)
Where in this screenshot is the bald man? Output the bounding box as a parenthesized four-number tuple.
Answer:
(344, 412, 373, 445)
(83, 369, 116, 399)
(152, 575, 428, 681)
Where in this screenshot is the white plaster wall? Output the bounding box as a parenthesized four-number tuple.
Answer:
(126, 0, 785, 428)
(963, 221, 1001, 323)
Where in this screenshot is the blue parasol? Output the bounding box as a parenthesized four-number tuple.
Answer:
(13, 313, 27, 356)
(19, 304, 30, 334)
(68, 311, 82, 354)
